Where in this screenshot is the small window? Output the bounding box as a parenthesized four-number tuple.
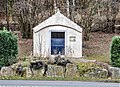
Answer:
(69, 36, 76, 42)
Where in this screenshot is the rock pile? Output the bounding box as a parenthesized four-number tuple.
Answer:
(0, 56, 120, 79)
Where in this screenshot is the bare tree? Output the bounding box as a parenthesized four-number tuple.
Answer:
(54, 0, 57, 13)
(1, 0, 119, 39)
(12, 0, 54, 38)
(66, 0, 70, 18)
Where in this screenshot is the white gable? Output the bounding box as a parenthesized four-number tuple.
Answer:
(33, 11, 82, 33)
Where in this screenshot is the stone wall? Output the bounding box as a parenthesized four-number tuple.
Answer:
(65, 64, 79, 78)
(46, 65, 64, 78)
(0, 60, 120, 79)
(0, 67, 15, 77)
(109, 67, 120, 79)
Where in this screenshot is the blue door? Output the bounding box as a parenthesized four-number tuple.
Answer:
(51, 32, 65, 55)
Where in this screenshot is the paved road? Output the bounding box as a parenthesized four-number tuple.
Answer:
(0, 80, 119, 87)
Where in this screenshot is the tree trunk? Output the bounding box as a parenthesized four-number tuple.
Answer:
(66, 0, 70, 18)
(54, 0, 57, 13)
(6, 0, 9, 30)
(71, 0, 75, 21)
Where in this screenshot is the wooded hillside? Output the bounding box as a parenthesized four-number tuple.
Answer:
(0, 0, 120, 39)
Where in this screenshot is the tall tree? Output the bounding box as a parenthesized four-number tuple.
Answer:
(54, 0, 57, 13)
(66, 0, 70, 18)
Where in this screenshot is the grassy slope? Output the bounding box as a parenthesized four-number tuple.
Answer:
(83, 32, 119, 63)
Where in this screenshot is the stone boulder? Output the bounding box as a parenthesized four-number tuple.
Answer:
(47, 57, 56, 64)
(32, 69, 45, 77)
(26, 67, 33, 78)
(89, 68, 108, 78)
(26, 67, 44, 78)
(46, 65, 64, 77)
(109, 67, 120, 79)
(65, 64, 79, 78)
(84, 67, 108, 79)
(0, 67, 15, 77)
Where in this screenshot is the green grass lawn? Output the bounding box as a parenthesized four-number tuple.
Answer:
(0, 76, 119, 83)
(86, 54, 110, 64)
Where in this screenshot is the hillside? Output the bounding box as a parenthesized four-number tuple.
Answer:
(83, 32, 119, 63)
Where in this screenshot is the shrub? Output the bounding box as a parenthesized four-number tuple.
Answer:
(110, 36, 120, 67)
(77, 62, 100, 76)
(77, 62, 108, 78)
(0, 29, 18, 68)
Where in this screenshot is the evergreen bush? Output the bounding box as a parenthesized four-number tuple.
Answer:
(110, 36, 120, 67)
(0, 29, 18, 68)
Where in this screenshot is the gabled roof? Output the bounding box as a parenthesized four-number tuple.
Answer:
(33, 11, 82, 33)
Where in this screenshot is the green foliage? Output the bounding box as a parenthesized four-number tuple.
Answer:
(0, 29, 18, 68)
(77, 62, 101, 77)
(110, 36, 120, 67)
(0, 75, 119, 83)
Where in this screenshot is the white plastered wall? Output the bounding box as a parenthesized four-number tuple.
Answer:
(33, 26, 82, 58)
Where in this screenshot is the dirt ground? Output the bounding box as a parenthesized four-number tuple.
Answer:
(83, 32, 119, 56)
(83, 32, 119, 63)
(18, 39, 33, 58)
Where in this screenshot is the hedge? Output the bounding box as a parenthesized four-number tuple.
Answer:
(0, 29, 18, 68)
(110, 36, 120, 67)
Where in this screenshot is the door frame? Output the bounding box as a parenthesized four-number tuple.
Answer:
(49, 30, 67, 56)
